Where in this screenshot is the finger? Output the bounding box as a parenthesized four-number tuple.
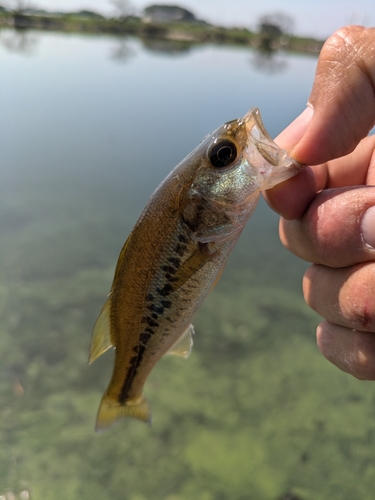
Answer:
(263, 167, 317, 220)
(265, 125, 375, 220)
(313, 135, 375, 189)
(303, 262, 375, 332)
(280, 186, 375, 267)
(317, 320, 375, 380)
(293, 26, 375, 165)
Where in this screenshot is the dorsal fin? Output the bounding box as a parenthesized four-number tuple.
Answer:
(89, 297, 114, 364)
(167, 324, 194, 358)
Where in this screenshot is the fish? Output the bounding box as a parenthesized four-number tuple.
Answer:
(89, 107, 304, 431)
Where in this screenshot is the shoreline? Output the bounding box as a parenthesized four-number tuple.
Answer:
(0, 13, 324, 55)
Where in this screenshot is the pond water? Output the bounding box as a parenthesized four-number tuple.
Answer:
(1, 29, 375, 500)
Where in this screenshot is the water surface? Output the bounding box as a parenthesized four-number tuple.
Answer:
(1, 29, 374, 500)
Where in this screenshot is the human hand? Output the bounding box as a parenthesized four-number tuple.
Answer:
(265, 26, 375, 379)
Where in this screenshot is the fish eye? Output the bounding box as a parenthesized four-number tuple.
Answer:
(208, 139, 237, 168)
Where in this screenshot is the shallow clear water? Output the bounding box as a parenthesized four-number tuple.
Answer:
(1, 29, 375, 500)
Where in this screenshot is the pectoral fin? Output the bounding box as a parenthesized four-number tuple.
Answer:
(167, 324, 194, 358)
(89, 297, 113, 364)
(171, 244, 214, 292)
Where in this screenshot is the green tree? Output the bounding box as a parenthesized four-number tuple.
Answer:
(257, 12, 294, 51)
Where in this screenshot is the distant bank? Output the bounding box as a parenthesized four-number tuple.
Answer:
(0, 7, 324, 55)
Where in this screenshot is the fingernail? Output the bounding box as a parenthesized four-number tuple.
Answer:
(361, 205, 375, 248)
(276, 105, 314, 151)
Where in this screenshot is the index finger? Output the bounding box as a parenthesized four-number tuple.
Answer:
(265, 133, 375, 220)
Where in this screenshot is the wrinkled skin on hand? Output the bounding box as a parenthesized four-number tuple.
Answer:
(265, 26, 375, 380)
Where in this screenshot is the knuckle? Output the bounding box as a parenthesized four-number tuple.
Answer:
(316, 321, 375, 380)
(341, 264, 375, 331)
(350, 304, 375, 331)
(352, 333, 375, 380)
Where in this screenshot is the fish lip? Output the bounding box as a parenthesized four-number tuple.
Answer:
(242, 107, 306, 187)
(244, 107, 283, 165)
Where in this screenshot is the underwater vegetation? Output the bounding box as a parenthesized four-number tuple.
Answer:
(1, 193, 375, 500)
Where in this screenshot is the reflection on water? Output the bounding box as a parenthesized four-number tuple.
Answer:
(250, 49, 288, 74)
(0, 29, 39, 54)
(0, 26, 289, 75)
(141, 37, 193, 55)
(0, 26, 307, 80)
(1, 28, 374, 500)
(109, 36, 136, 63)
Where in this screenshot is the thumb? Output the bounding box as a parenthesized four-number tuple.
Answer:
(283, 26, 375, 166)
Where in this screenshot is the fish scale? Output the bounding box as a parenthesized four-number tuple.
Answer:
(89, 108, 304, 430)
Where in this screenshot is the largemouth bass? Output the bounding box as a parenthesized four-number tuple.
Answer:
(89, 108, 303, 430)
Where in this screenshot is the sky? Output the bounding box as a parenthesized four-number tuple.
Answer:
(22, 0, 375, 39)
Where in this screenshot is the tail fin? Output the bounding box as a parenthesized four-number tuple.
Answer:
(95, 394, 151, 432)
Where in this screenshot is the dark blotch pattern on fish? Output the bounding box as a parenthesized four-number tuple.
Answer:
(156, 283, 174, 296)
(148, 303, 165, 314)
(140, 332, 151, 344)
(174, 243, 185, 256)
(145, 316, 159, 327)
(162, 265, 176, 274)
(119, 344, 146, 404)
(174, 234, 188, 256)
(168, 257, 181, 268)
(165, 273, 179, 282)
(118, 231, 191, 405)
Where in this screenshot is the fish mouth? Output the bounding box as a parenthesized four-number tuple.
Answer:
(243, 107, 305, 189)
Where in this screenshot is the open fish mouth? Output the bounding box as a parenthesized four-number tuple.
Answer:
(243, 107, 305, 188)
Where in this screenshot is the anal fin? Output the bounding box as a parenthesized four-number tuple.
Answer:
(167, 324, 194, 358)
(89, 297, 113, 364)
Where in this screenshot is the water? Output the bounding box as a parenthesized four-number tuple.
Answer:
(1, 29, 375, 500)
